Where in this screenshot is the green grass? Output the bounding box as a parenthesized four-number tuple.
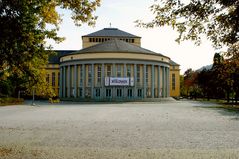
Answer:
(0, 97, 24, 106)
(214, 105, 239, 112)
(191, 98, 239, 113)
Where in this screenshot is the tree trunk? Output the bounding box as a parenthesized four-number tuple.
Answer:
(235, 91, 238, 104)
(227, 91, 230, 103)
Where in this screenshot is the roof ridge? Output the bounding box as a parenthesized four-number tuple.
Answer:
(82, 28, 141, 38)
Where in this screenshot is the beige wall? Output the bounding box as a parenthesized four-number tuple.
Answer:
(45, 65, 60, 96)
(82, 37, 141, 48)
(170, 66, 180, 97)
(61, 52, 170, 64)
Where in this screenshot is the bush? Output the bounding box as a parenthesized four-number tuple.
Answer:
(0, 97, 24, 106)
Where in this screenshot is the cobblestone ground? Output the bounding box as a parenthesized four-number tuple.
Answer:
(0, 100, 239, 159)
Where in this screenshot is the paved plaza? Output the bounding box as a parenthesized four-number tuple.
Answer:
(0, 100, 239, 158)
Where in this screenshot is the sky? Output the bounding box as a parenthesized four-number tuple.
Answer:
(49, 0, 222, 74)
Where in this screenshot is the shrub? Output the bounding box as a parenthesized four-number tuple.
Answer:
(0, 97, 24, 106)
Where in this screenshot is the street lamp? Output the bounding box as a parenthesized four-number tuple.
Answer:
(31, 86, 36, 106)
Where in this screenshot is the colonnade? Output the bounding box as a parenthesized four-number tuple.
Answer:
(59, 62, 170, 100)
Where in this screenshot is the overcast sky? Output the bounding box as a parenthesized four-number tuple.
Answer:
(48, 0, 222, 74)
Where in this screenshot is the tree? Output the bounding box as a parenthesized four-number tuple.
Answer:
(197, 68, 213, 100)
(223, 41, 239, 103)
(136, 0, 239, 48)
(183, 68, 199, 98)
(0, 0, 100, 97)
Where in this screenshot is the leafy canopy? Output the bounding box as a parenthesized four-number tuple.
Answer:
(136, 0, 239, 48)
(0, 0, 100, 96)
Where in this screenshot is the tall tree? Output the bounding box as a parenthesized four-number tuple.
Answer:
(0, 0, 100, 96)
(223, 42, 239, 103)
(183, 68, 198, 97)
(136, 0, 239, 48)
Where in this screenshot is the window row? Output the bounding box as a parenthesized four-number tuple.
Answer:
(89, 37, 135, 43)
(75, 88, 143, 98)
(46, 72, 60, 87)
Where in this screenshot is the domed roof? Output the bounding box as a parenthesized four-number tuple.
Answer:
(68, 39, 166, 57)
(82, 28, 140, 38)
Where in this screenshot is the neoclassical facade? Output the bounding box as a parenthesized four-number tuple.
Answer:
(46, 28, 180, 101)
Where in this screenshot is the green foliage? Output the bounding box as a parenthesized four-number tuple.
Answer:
(136, 0, 239, 48)
(0, 97, 24, 106)
(0, 80, 13, 96)
(183, 47, 239, 103)
(0, 0, 100, 97)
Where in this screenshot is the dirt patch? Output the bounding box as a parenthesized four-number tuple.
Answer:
(0, 147, 13, 157)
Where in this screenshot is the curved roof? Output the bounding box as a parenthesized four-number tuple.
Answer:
(66, 39, 167, 57)
(82, 28, 140, 38)
(170, 60, 180, 66)
(48, 50, 77, 64)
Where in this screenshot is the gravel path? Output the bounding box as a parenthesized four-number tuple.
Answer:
(0, 100, 239, 158)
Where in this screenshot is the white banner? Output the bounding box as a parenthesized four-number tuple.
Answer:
(110, 77, 129, 86)
(105, 77, 134, 86)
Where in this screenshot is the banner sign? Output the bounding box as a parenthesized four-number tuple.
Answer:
(105, 77, 134, 86)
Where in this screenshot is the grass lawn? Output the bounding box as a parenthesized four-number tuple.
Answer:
(0, 97, 24, 106)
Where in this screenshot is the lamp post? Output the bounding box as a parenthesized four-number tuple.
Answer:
(31, 86, 35, 106)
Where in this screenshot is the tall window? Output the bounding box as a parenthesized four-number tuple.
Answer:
(95, 88, 100, 97)
(172, 73, 176, 90)
(137, 89, 142, 97)
(97, 65, 101, 84)
(80, 66, 83, 86)
(127, 89, 133, 97)
(58, 72, 60, 86)
(127, 65, 131, 77)
(79, 88, 83, 97)
(106, 89, 111, 97)
(146, 66, 149, 84)
(52, 72, 55, 86)
(137, 65, 140, 83)
(46, 74, 50, 84)
(107, 65, 111, 77)
(117, 89, 122, 97)
(88, 65, 92, 86)
(117, 65, 121, 77)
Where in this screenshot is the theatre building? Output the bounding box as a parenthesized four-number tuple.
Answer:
(47, 28, 180, 101)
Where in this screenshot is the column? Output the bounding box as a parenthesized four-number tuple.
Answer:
(82, 64, 85, 98)
(112, 63, 116, 98)
(59, 66, 63, 98)
(134, 64, 137, 98)
(124, 63, 127, 98)
(67, 65, 71, 98)
(162, 67, 165, 98)
(165, 67, 168, 98)
(151, 65, 155, 98)
(63, 66, 66, 98)
(113, 63, 116, 77)
(101, 63, 105, 99)
(74, 64, 77, 98)
(91, 64, 94, 99)
(167, 67, 170, 97)
(124, 63, 127, 77)
(163, 67, 166, 98)
(143, 64, 146, 98)
(158, 65, 161, 98)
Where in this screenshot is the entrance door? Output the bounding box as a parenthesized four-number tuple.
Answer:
(116, 88, 122, 98)
(106, 88, 112, 99)
(127, 89, 133, 98)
